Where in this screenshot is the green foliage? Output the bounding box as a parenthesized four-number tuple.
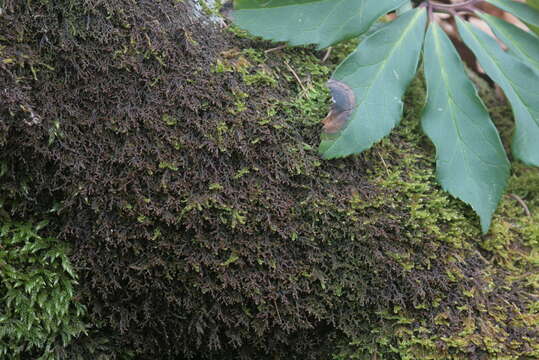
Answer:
(422, 23, 510, 233)
(481, 13, 539, 71)
(233, 0, 407, 49)
(319, 9, 426, 158)
(456, 16, 539, 168)
(486, 0, 539, 27)
(232, 0, 539, 233)
(0, 220, 86, 359)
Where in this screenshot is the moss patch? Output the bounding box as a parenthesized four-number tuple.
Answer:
(0, 2, 537, 359)
(215, 25, 539, 360)
(328, 63, 539, 360)
(0, 219, 86, 359)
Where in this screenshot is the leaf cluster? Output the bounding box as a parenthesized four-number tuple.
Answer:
(232, 0, 539, 233)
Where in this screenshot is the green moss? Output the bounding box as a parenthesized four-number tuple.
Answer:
(227, 88, 249, 114)
(0, 220, 87, 359)
(243, 70, 278, 87)
(162, 114, 178, 126)
(158, 161, 179, 171)
(211, 59, 235, 73)
(329, 75, 539, 360)
(213, 31, 539, 360)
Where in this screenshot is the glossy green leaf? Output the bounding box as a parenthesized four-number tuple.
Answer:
(486, 0, 539, 28)
(457, 17, 539, 166)
(480, 13, 539, 71)
(422, 23, 510, 233)
(232, 0, 408, 49)
(319, 8, 426, 158)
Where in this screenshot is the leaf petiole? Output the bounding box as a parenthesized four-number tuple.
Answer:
(425, 0, 483, 18)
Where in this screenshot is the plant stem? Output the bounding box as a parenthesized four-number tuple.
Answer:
(425, 0, 484, 17)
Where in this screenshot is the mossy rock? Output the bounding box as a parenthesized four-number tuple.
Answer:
(0, 1, 537, 359)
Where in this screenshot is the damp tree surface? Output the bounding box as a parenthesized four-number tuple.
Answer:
(231, 0, 539, 233)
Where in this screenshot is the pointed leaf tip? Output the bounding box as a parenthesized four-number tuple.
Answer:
(422, 22, 510, 234)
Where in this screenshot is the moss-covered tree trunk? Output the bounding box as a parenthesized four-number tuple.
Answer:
(0, 1, 537, 359)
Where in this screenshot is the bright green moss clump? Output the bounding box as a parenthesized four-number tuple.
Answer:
(0, 219, 86, 359)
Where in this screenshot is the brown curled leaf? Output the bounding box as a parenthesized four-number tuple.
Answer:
(322, 79, 355, 134)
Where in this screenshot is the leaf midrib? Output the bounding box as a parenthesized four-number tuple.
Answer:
(325, 8, 424, 153)
(432, 25, 507, 169)
(432, 26, 481, 198)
